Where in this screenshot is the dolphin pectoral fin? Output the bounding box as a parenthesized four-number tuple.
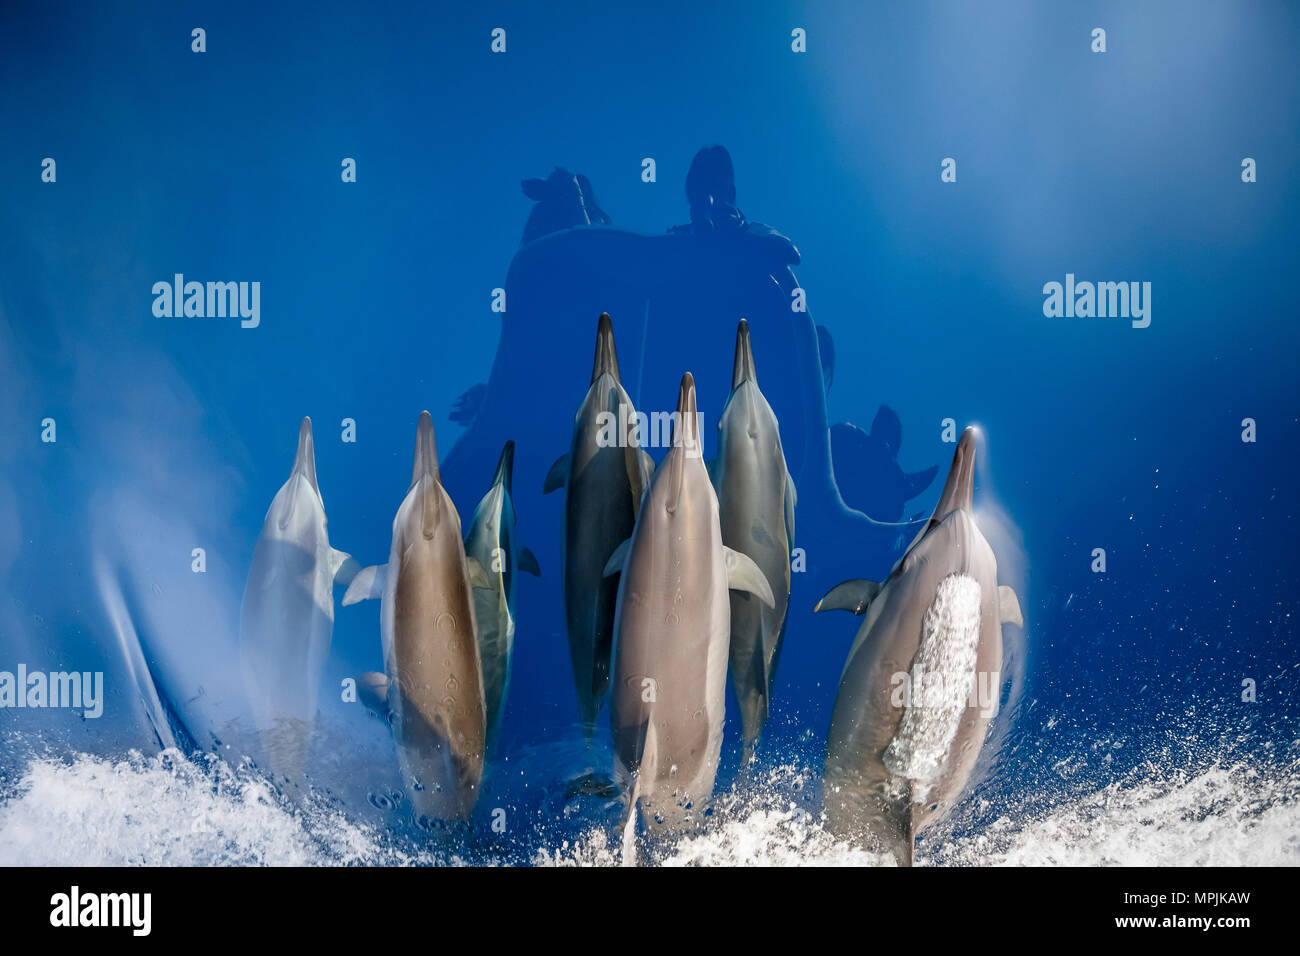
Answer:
(998, 585, 1024, 628)
(466, 557, 492, 591)
(356, 671, 391, 721)
(602, 538, 632, 577)
(543, 454, 570, 494)
(724, 547, 776, 608)
(342, 564, 387, 606)
(814, 579, 882, 615)
(518, 547, 541, 577)
(330, 549, 361, 587)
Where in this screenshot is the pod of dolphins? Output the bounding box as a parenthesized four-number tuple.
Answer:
(237, 313, 1024, 864)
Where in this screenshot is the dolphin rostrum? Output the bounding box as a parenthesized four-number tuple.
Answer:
(544, 313, 654, 741)
(816, 427, 1023, 865)
(239, 417, 358, 780)
(343, 412, 490, 822)
(464, 440, 541, 748)
(605, 373, 775, 838)
(712, 319, 796, 765)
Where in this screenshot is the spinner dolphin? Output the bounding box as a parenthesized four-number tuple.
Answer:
(817, 427, 1022, 865)
(606, 373, 774, 838)
(344, 412, 489, 823)
(239, 417, 357, 780)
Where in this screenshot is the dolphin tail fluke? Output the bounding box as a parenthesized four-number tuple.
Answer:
(493, 440, 515, 493)
(292, 417, 319, 492)
(342, 564, 388, 606)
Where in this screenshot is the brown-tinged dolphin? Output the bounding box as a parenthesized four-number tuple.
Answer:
(605, 373, 774, 838)
(464, 440, 541, 748)
(816, 427, 1023, 865)
(239, 417, 358, 780)
(544, 313, 654, 741)
(343, 412, 489, 822)
(711, 320, 796, 764)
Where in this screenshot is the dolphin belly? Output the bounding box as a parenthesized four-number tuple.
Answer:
(388, 503, 487, 822)
(238, 420, 355, 782)
(347, 413, 488, 823)
(610, 373, 769, 836)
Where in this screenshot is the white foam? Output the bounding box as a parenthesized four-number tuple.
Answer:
(2, 750, 1295, 867)
(932, 762, 1300, 866)
(0, 749, 441, 866)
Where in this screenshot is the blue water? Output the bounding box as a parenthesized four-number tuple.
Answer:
(1, 1, 1297, 865)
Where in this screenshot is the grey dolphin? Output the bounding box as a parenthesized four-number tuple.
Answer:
(816, 427, 1023, 865)
(343, 412, 489, 822)
(711, 319, 796, 764)
(544, 313, 654, 741)
(464, 440, 541, 748)
(239, 417, 358, 780)
(605, 373, 774, 837)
